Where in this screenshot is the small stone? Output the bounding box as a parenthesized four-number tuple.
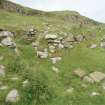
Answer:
(37, 51, 48, 59)
(83, 76, 94, 83)
(6, 89, 19, 103)
(50, 57, 62, 64)
(10, 77, 19, 81)
(0, 31, 14, 37)
(74, 68, 86, 78)
(1, 37, 16, 48)
(49, 45, 55, 53)
(45, 34, 57, 40)
(91, 92, 99, 96)
(58, 43, 64, 49)
(23, 80, 29, 87)
(89, 71, 105, 82)
(52, 66, 59, 73)
(90, 44, 97, 49)
(65, 87, 74, 94)
(100, 42, 105, 48)
(75, 35, 85, 42)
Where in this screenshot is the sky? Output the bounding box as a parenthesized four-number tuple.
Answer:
(9, 0, 105, 23)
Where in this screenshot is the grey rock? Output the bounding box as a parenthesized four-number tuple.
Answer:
(52, 66, 59, 73)
(64, 35, 75, 42)
(37, 50, 48, 59)
(74, 68, 86, 78)
(83, 76, 94, 83)
(0, 31, 14, 38)
(75, 35, 85, 42)
(45, 34, 57, 40)
(1, 37, 16, 48)
(89, 71, 105, 82)
(6, 89, 19, 103)
(90, 44, 97, 49)
(65, 87, 74, 94)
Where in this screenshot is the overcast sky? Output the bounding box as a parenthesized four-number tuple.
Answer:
(9, 0, 105, 23)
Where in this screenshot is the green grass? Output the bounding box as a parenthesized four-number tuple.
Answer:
(1, 8, 105, 105)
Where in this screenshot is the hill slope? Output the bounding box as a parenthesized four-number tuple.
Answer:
(1, 1, 105, 105)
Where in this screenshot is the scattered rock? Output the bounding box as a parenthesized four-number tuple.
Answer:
(89, 71, 105, 82)
(74, 68, 86, 78)
(6, 89, 19, 103)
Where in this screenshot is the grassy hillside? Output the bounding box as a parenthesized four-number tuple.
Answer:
(1, 1, 105, 105)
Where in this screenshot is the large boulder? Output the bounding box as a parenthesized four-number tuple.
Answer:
(1, 37, 16, 48)
(6, 89, 19, 103)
